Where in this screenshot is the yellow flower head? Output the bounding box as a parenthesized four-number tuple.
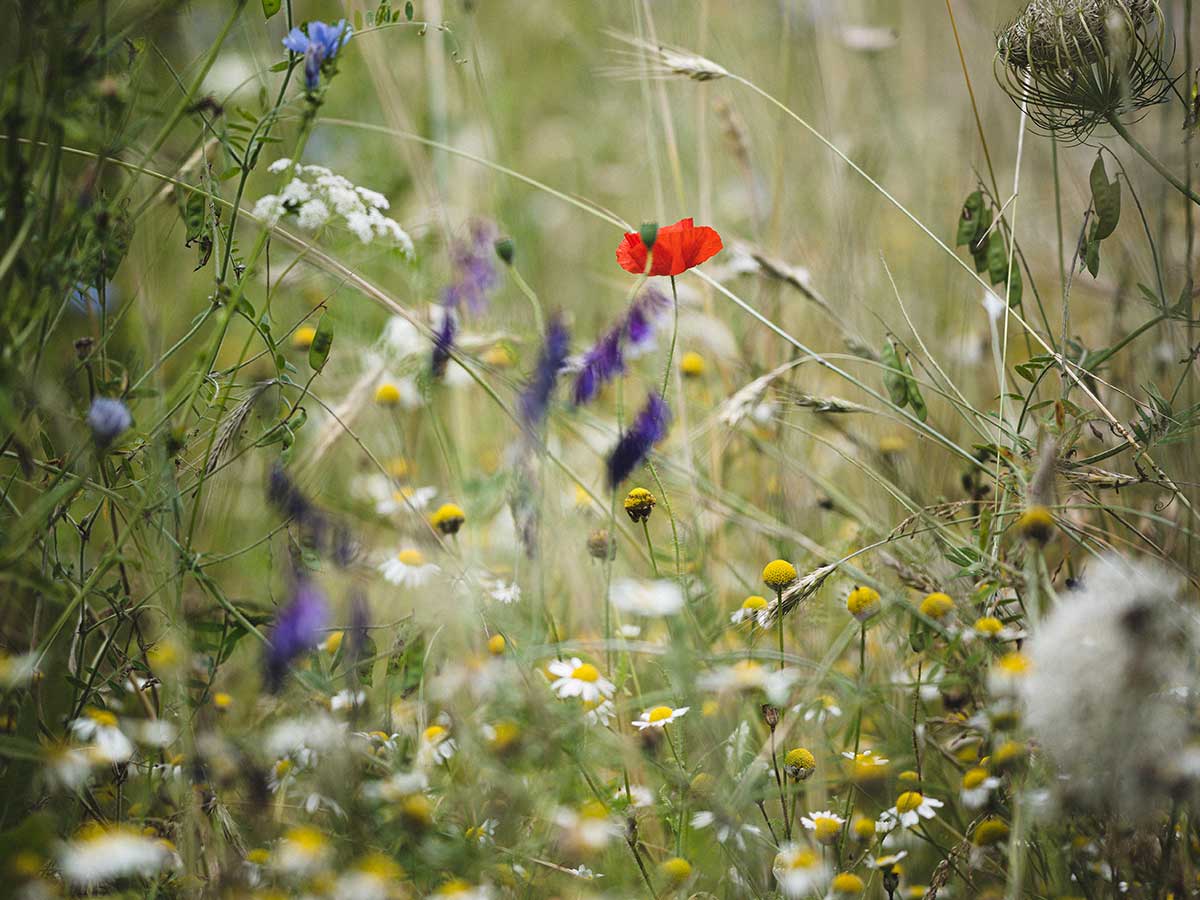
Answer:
(992, 740, 1028, 771)
(488, 719, 520, 752)
(831, 873, 865, 895)
(895, 791, 924, 814)
(292, 326, 317, 350)
(846, 585, 881, 622)
(431, 503, 466, 535)
(918, 592, 955, 621)
(374, 383, 402, 406)
(972, 817, 1010, 846)
(322, 631, 344, 654)
(962, 767, 990, 790)
(784, 747, 816, 780)
(483, 344, 516, 368)
(1016, 505, 1055, 544)
(973, 616, 1004, 637)
(387, 457, 412, 480)
(660, 857, 692, 883)
(624, 487, 657, 523)
(212, 692, 233, 710)
(397, 548, 425, 566)
(851, 815, 877, 839)
(679, 351, 706, 378)
(762, 559, 798, 591)
(487, 634, 506, 656)
(995, 651, 1030, 678)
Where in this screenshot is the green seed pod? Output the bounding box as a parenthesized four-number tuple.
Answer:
(308, 312, 334, 373)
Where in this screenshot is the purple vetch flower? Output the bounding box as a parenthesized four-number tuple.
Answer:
(606, 392, 671, 487)
(282, 19, 352, 92)
(431, 308, 457, 378)
(87, 397, 132, 447)
(519, 314, 570, 432)
(573, 287, 671, 406)
(441, 221, 500, 315)
(267, 463, 315, 524)
(265, 580, 329, 690)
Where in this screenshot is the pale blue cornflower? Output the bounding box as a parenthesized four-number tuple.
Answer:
(282, 20, 352, 92)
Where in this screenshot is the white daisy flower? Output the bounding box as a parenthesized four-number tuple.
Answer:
(799, 810, 845, 845)
(488, 581, 521, 604)
(379, 549, 441, 587)
(611, 577, 684, 616)
(58, 826, 172, 888)
(583, 698, 616, 727)
(69, 708, 133, 763)
(381, 316, 425, 358)
(0, 651, 37, 687)
(553, 804, 621, 852)
(799, 694, 843, 722)
(615, 784, 655, 808)
(876, 791, 945, 831)
(330, 689, 366, 712)
(547, 658, 615, 703)
(376, 485, 438, 516)
(632, 705, 690, 729)
(772, 844, 830, 898)
(960, 768, 1002, 810)
(419, 723, 456, 765)
(690, 811, 761, 850)
(730, 594, 770, 625)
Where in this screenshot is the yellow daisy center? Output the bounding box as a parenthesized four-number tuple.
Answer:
(375, 383, 401, 405)
(919, 592, 955, 619)
(86, 708, 118, 728)
(648, 705, 674, 723)
(423, 725, 447, 743)
(813, 817, 842, 841)
(974, 616, 1003, 635)
(397, 548, 425, 566)
(962, 767, 990, 789)
(571, 663, 600, 683)
(762, 559, 798, 589)
(896, 791, 924, 813)
(741, 595, 768, 610)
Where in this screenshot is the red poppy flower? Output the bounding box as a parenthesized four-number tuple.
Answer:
(616, 217, 723, 277)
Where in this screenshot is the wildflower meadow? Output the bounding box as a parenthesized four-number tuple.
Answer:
(4, 1, 1200, 897)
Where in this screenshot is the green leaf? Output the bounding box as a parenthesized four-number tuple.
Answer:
(262, 0, 281, 18)
(405, 1, 414, 19)
(308, 312, 334, 373)
(880, 340, 909, 408)
(1089, 155, 1121, 240)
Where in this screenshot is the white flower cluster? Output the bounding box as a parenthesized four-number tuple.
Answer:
(1022, 554, 1198, 820)
(253, 159, 414, 253)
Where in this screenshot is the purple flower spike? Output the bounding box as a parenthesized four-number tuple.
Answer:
(606, 392, 671, 487)
(431, 309, 457, 378)
(441, 221, 499, 315)
(265, 580, 329, 691)
(572, 288, 671, 406)
(573, 328, 625, 405)
(519, 315, 570, 432)
(283, 19, 352, 92)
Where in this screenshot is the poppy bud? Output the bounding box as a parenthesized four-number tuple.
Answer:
(638, 222, 658, 251)
(494, 237, 514, 266)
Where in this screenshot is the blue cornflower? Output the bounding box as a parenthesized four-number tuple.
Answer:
(265, 579, 329, 690)
(87, 397, 132, 448)
(282, 19, 352, 92)
(606, 391, 671, 487)
(573, 287, 669, 406)
(519, 314, 570, 433)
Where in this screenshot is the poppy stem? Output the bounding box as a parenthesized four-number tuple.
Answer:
(660, 275, 680, 401)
